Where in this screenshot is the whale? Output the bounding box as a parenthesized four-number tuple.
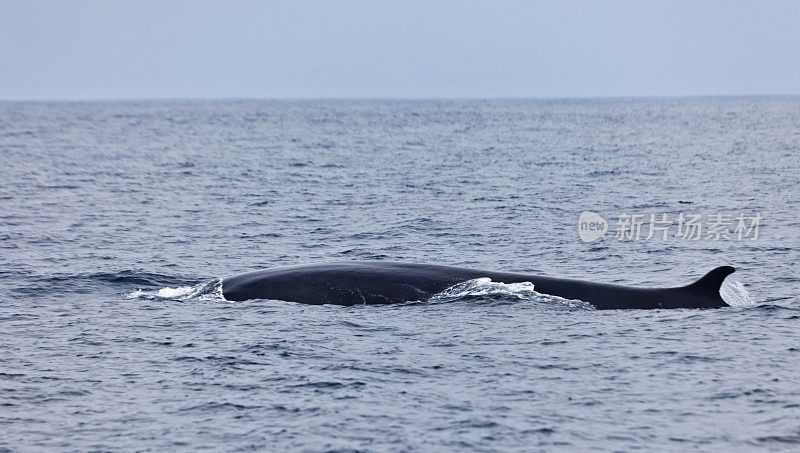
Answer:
(221, 261, 735, 309)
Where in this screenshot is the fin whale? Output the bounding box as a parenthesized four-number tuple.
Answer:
(222, 261, 735, 309)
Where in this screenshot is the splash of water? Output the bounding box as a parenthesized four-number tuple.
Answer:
(127, 278, 224, 302)
(430, 277, 594, 309)
(719, 278, 755, 307)
(432, 277, 537, 299)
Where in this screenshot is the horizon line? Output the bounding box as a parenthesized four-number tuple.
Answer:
(2, 93, 800, 103)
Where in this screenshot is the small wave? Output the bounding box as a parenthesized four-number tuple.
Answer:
(127, 278, 224, 302)
(720, 278, 755, 307)
(430, 278, 594, 309)
(9, 270, 189, 297)
(93, 270, 187, 287)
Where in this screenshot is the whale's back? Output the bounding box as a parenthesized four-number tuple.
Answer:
(222, 262, 477, 304)
(222, 261, 735, 309)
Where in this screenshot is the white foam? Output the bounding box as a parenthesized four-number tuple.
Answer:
(433, 277, 537, 299)
(720, 278, 755, 307)
(127, 278, 224, 302)
(431, 277, 594, 309)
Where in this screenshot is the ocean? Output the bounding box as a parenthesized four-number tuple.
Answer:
(1, 98, 799, 451)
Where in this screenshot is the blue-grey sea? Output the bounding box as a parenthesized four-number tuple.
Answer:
(1, 98, 799, 451)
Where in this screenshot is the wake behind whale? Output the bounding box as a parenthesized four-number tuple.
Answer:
(220, 261, 742, 310)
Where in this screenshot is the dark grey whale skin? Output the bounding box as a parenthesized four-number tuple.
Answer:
(222, 261, 735, 309)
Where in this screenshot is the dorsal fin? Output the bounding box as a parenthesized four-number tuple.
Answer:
(686, 266, 735, 297)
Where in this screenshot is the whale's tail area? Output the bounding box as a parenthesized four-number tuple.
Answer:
(682, 266, 736, 307)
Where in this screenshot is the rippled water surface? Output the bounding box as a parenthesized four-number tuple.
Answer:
(2, 98, 799, 451)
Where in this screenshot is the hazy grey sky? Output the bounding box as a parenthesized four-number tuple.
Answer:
(1, 0, 799, 99)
